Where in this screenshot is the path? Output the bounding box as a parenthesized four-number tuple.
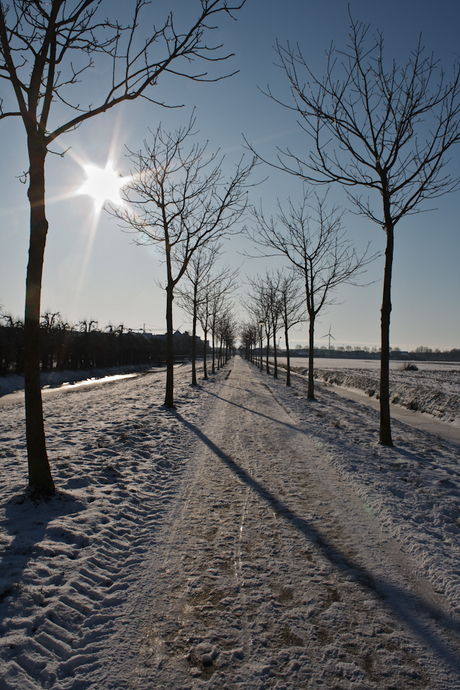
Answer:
(326, 382, 460, 445)
(127, 356, 460, 689)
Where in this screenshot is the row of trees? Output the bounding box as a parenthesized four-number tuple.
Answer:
(178, 243, 239, 382)
(2, 2, 459, 495)
(1, 306, 241, 378)
(0, 0, 249, 494)
(0, 312, 208, 377)
(241, 337, 460, 363)
(242, 270, 305, 386)
(244, 193, 376, 397)
(113, 116, 253, 406)
(245, 14, 460, 446)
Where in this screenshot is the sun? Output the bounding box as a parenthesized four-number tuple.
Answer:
(79, 160, 129, 209)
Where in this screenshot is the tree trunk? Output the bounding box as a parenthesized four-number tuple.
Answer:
(191, 317, 197, 386)
(307, 314, 315, 399)
(191, 285, 198, 386)
(165, 283, 175, 407)
(273, 330, 278, 379)
(285, 325, 291, 386)
(265, 335, 270, 375)
(259, 329, 263, 371)
(203, 327, 208, 380)
(379, 223, 394, 445)
(211, 331, 216, 374)
(24, 139, 55, 494)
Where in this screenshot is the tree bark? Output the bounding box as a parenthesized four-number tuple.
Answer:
(165, 283, 175, 407)
(265, 334, 270, 375)
(273, 330, 278, 379)
(191, 284, 198, 386)
(211, 330, 216, 374)
(307, 315, 315, 399)
(203, 327, 208, 380)
(284, 324, 291, 386)
(379, 222, 394, 445)
(24, 137, 55, 494)
(259, 329, 263, 371)
(191, 316, 197, 385)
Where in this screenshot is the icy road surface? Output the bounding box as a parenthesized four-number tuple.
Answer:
(129, 357, 460, 689)
(1, 356, 459, 689)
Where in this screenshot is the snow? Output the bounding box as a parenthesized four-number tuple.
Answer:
(0, 356, 460, 688)
(280, 357, 460, 424)
(312, 359, 460, 425)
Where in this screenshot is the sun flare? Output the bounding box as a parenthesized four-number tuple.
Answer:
(79, 160, 129, 209)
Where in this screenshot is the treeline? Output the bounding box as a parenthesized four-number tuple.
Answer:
(245, 343, 460, 363)
(289, 346, 460, 362)
(0, 312, 203, 377)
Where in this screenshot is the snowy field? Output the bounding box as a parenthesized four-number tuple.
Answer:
(279, 357, 460, 428)
(0, 357, 460, 688)
(288, 357, 460, 372)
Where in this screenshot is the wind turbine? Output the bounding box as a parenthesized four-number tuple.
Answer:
(321, 325, 336, 351)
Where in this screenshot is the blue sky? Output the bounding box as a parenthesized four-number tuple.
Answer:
(1, 0, 459, 351)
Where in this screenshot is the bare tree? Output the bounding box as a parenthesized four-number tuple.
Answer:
(265, 273, 283, 379)
(0, 0, 247, 493)
(177, 243, 238, 385)
(197, 267, 238, 379)
(209, 292, 230, 373)
(116, 117, 252, 407)
(240, 321, 258, 364)
(242, 290, 262, 369)
(256, 16, 460, 443)
(215, 309, 237, 367)
(251, 272, 284, 377)
(244, 270, 304, 382)
(250, 192, 374, 399)
(177, 243, 222, 386)
(206, 286, 238, 375)
(275, 270, 306, 386)
(243, 275, 276, 376)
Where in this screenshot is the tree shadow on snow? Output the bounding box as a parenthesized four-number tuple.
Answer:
(204, 388, 306, 435)
(172, 409, 460, 680)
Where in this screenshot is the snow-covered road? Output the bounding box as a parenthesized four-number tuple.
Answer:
(1, 356, 459, 689)
(127, 356, 460, 689)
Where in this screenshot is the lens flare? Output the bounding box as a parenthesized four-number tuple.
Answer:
(78, 160, 129, 209)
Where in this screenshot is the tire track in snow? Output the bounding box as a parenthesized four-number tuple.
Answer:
(2, 360, 459, 687)
(2, 494, 151, 688)
(0, 369, 197, 689)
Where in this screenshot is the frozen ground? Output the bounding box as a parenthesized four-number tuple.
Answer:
(0, 357, 459, 688)
(280, 357, 460, 428)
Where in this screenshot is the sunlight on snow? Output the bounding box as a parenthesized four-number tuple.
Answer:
(59, 373, 137, 389)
